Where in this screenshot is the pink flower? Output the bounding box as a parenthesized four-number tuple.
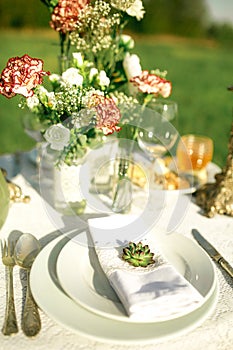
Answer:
(130, 70, 172, 98)
(0, 54, 50, 99)
(93, 95, 121, 135)
(50, 0, 89, 33)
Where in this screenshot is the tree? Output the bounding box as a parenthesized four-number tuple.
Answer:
(129, 0, 209, 37)
(207, 22, 233, 46)
(0, 0, 50, 28)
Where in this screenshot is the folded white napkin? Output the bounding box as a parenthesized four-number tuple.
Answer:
(88, 215, 204, 322)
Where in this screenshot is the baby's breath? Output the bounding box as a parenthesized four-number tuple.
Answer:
(70, 0, 123, 76)
(70, 0, 121, 53)
(110, 0, 135, 12)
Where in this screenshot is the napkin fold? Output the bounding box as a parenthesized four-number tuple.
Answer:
(88, 215, 204, 322)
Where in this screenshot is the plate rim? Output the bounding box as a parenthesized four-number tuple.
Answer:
(30, 233, 219, 344)
(56, 230, 217, 323)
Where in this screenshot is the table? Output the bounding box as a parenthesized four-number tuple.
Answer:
(0, 151, 232, 350)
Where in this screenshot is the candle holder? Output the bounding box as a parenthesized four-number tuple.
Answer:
(195, 118, 233, 218)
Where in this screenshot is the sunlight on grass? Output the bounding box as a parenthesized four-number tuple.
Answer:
(0, 30, 232, 166)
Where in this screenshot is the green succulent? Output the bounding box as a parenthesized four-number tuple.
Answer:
(122, 242, 155, 267)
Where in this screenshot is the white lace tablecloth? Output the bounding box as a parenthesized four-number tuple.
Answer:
(0, 152, 232, 350)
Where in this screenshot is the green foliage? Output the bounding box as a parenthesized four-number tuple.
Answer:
(128, 0, 209, 37)
(0, 0, 212, 35)
(207, 22, 233, 47)
(0, 0, 50, 28)
(40, 0, 59, 13)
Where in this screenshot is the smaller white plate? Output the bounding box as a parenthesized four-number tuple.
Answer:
(56, 230, 217, 323)
(132, 152, 221, 195)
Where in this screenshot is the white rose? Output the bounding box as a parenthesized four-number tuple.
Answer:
(62, 68, 83, 86)
(126, 0, 145, 20)
(123, 53, 142, 81)
(72, 52, 83, 67)
(98, 70, 110, 87)
(44, 124, 70, 151)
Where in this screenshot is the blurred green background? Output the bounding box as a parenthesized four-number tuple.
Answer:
(0, 0, 233, 167)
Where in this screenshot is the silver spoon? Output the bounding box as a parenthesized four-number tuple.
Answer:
(14, 233, 41, 337)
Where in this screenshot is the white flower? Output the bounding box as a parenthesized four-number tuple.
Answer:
(36, 85, 51, 102)
(89, 68, 98, 81)
(123, 53, 142, 81)
(49, 74, 61, 84)
(120, 34, 135, 49)
(47, 92, 57, 109)
(26, 95, 40, 109)
(62, 68, 83, 86)
(72, 52, 83, 67)
(126, 0, 145, 20)
(44, 124, 70, 151)
(98, 70, 110, 87)
(36, 85, 48, 95)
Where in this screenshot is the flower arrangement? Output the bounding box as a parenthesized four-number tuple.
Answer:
(0, 0, 172, 166)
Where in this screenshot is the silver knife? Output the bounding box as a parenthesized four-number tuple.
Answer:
(192, 229, 233, 278)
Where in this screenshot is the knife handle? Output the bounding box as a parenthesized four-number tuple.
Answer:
(218, 257, 233, 278)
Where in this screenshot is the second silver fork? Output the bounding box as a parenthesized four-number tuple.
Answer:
(1, 239, 18, 335)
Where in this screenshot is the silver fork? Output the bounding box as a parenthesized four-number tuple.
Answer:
(1, 239, 18, 335)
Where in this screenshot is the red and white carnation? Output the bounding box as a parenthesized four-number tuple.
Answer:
(0, 54, 50, 98)
(93, 95, 121, 135)
(50, 0, 89, 33)
(130, 70, 172, 98)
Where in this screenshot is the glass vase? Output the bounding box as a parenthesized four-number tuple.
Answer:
(58, 55, 71, 74)
(112, 147, 133, 214)
(53, 162, 86, 215)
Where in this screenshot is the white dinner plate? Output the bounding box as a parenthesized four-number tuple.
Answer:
(30, 232, 219, 344)
(56, 230, 217, 323)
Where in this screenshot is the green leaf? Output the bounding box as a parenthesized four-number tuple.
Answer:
(122, 241, 155, 267)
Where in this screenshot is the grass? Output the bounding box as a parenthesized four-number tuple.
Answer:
(0, 29, 60, 155)
(0, 30, 233, 167)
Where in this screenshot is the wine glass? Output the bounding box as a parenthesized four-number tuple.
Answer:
(21, 113, 44, 164)
(21, 113, 49, 187)
(137, 100, 178, 186)
(176, 134, 213, 184)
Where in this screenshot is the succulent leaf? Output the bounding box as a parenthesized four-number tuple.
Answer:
(122, 241, 155, 267)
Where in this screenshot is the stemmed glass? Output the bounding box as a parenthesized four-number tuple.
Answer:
(22, 113, 44, 164)
(137, 100, 178, 187)
(21, 113, 48, 187)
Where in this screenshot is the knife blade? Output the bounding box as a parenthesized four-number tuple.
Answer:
(192, 228, 233, 278)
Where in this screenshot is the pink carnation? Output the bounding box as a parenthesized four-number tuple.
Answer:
(94, 95, 121, 135)
(0, 54, 50, 99)
(130, 70, 172, 98)
(50, 0, 89, 33)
